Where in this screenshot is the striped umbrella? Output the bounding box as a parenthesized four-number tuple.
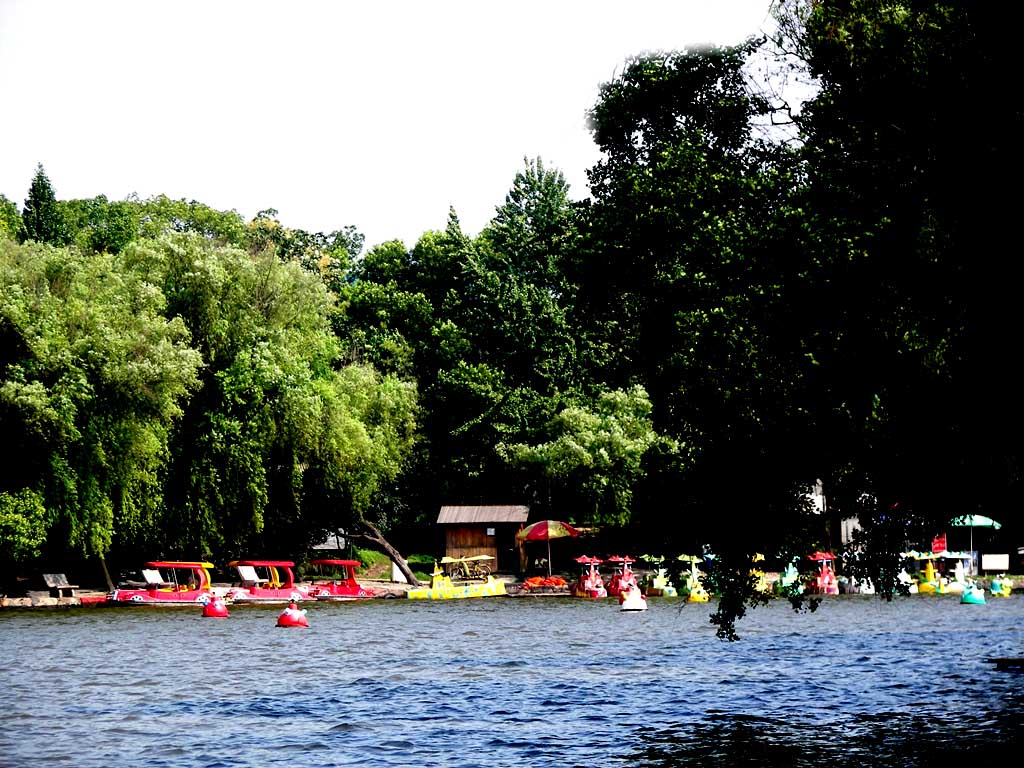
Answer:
(516, 520, 580, 576)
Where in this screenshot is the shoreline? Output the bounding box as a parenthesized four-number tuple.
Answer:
(2, 575, 1015, 609)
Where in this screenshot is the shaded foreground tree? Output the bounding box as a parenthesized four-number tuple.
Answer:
(573, 41, 828, 637)
(776, 0, 1024, 594)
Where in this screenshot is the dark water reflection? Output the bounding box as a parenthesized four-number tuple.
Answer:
(2, 594, 1022, 767)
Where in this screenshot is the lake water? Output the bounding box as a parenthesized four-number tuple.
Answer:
(2, 594, 1022, 767)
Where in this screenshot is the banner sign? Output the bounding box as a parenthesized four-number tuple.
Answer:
(982, 554, 1009, 571)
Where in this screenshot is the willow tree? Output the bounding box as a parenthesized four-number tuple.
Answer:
(122, 233, 419, 579)
(0, 238, 202, 584)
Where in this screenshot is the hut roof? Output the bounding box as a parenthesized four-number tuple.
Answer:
(437, 505, 530, 524)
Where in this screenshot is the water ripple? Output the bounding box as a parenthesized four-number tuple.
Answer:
(3, 595, 1023, 766)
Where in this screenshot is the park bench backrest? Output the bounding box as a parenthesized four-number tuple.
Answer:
(43, 573, 72, 589)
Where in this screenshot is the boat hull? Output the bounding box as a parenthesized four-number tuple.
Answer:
(108, 588, 217, 606)
(407, 576, 507, 600)
(226, 586, 312, 604)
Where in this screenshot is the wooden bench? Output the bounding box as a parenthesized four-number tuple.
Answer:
(42, 573, 79, 598)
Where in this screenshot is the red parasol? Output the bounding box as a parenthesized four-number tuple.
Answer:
(516, 520, 580, 576)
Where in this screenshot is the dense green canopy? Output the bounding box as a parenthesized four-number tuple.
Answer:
(2, 1, 1019, 638)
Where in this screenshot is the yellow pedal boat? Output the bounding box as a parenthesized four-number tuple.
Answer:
(406, 562, 507, 600)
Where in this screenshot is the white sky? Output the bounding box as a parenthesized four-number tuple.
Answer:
(0, 0, 776, 250)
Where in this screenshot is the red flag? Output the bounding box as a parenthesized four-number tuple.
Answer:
(932, 533, 947, 553)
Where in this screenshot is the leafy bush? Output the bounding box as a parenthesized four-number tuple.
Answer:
(0, 489, 48, 564)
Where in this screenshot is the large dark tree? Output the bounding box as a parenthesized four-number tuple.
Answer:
(785, 0, 1024, 561)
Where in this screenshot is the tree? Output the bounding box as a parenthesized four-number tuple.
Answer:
(122, 233, 418, 567)
(20, 164, 71, 246)
(498, 385, 666, 526)
(245, 208, 364, 293)
(0, 489, 48, 567)
(0, 195, 22, 241)
(62, 196, 140, 254)
(135, 194, 247, 245)
(785, 0, 1024, 550)
(0, 237, 203, 570)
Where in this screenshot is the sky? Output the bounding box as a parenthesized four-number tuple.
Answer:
(0, 0, 778, 250)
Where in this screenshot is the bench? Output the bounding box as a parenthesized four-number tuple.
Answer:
(42, 573, 79, 598)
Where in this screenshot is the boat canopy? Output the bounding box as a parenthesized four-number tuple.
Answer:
(145, 561, 215, 569)
(310, 559, 361, 567)
(440, 555, 494, 564)
(229, 560, 296, 568)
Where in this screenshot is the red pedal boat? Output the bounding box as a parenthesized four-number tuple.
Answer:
(225, 560, 313, 604)
(604, 555, 639, 597)
(571, 556, 608, 598)
(108, 561, 220, 606)
(308, 559, 376, 601)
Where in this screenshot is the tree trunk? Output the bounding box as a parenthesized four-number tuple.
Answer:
(98, 555, 115, 593)
(352, 521, 421, 587)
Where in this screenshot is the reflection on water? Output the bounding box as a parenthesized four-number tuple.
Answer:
(2, 595, 1022, 767)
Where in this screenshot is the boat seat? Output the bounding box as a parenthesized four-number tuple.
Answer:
(142, 569, 172, 588)
(235, 565, 267, 587)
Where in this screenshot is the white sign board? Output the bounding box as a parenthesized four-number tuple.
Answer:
(982, 554, 1009, 571)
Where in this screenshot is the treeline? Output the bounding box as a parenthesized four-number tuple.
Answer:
(2, 2, 1021, 635)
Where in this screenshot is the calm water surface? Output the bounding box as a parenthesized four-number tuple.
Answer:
(2, 594, 1023, 767)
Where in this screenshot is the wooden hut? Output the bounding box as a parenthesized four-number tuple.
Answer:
(437, 505, 530, 573)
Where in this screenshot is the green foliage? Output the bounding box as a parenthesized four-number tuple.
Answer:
(576, 42, 820, 561)
(787, 0, 1024, 527)
(245, 208, 363, 293)
(62, 196, 141, 254)
(123, 233, 417, 557)
(0, 488, 48, 564)
(20, 164, 71, 246)
(0, 237, 203, 558)
(0, 195, 23, 241)
(499, 386, 665, 526)
(135, 195, 248, 245)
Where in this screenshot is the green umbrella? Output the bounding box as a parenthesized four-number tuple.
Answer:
(949, 514, 1001, 554)
(949, 514, 1002, 529)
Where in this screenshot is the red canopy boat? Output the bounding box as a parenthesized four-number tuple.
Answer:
(807, 552, 839, 595)
(225, 560, 313, 604)
(108, 561, 219, 606)
(604, 555, 639, 597)
(571, 556, 608, 598)
(307, 559, 376, 601)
